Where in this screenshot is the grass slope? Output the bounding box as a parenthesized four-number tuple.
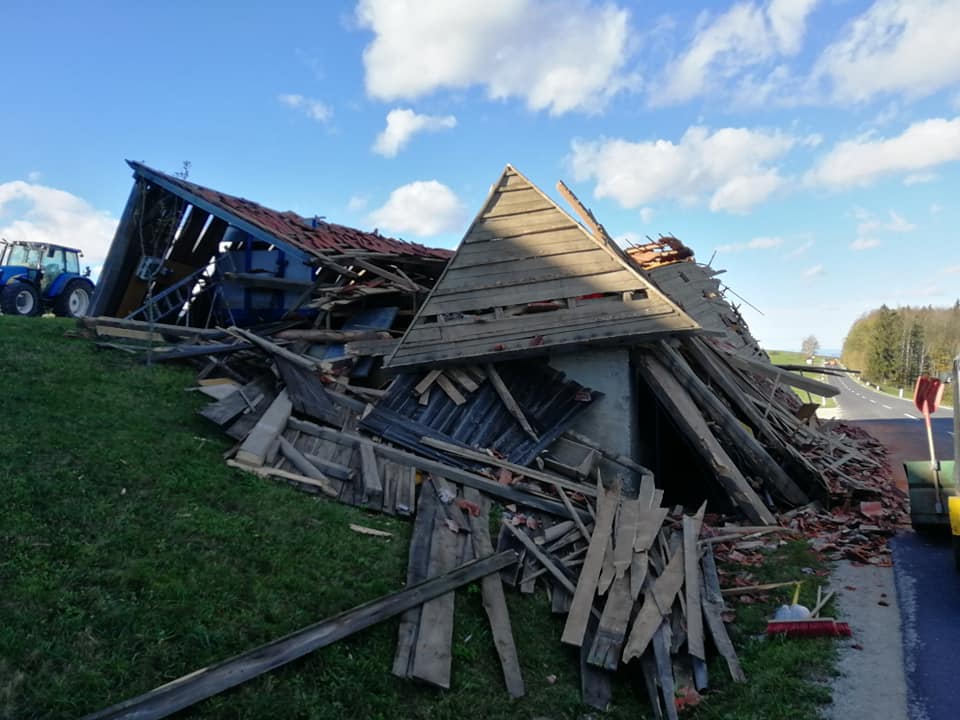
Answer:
(1, 318, 836, 719)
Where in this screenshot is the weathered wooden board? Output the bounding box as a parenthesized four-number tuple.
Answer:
(588, 570, 634, 670)
(199, 375, 273, 427)
(410, 487, 461, 688)
(359, 440, 384, 506)
(275, 357, 341, 425)
(393, 486, 437, 678)
(701, 544, 745, 683)
(580, 615, 614, 711)
(562, 477, 621, 647)
(683, 507, 706, 661)
(235, 390, 291, 467)
(621, 542, 685, 663)
(291, 422, 590, 521)
(465, 489, 525, 698)
(82, 551, 516, 720)
(384, 164, 700, 370)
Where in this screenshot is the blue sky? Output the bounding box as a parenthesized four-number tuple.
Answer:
(1, 0, 958, 351)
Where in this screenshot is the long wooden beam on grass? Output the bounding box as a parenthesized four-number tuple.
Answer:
(81, 551, 517, 720)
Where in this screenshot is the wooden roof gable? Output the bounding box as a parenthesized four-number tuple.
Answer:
(384, 165, 701, 370)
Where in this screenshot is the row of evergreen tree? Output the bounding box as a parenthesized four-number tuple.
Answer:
(841, 302, 960, 387)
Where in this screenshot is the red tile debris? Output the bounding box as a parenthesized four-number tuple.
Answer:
(130, 162, 454, 260)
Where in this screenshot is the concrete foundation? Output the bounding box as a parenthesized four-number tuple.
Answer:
(549, 348, 637, 461)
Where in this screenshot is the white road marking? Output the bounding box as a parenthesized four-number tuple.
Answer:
(869, 399, 876, 404)
(904, 413, 917, 419)
(882, 405, 892, 410)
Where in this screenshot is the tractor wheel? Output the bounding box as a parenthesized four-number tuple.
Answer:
(0, 282, 41, 316)
(54, 279, 94, 318)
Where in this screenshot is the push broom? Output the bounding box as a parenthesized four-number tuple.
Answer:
(766, 583, 851, 638)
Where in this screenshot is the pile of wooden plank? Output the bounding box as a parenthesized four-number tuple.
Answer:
(497, 476, 748, 718)
(76, 164, 904, 717)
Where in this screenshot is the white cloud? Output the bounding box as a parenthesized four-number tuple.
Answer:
(943, 265, 960, 274)
(278, 93, 332, 122)
(857, 210, 915, 235)
(802, 263, 824, 277)
(372, 108, 456, 157)
(787, 238, 814, 257)
(356, 0, 637, 115)
(805, 116, 960, 187)
(930, 203, 943, 215)
(850, 237, 881, 250)
(716, 236, 784, 252)
(346, 194, 368, 212)
(570, 125, 797, 213)
(0, 181, 117, 274)
(367, 180, 464, 237)
(651, 0, 819, 106)
(639, 207, 654, 224)
(904, 172, 935, 185)
(26, 171, 41, 182)
(812, 0, 960, 104)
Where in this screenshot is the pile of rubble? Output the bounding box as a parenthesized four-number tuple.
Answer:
(79, 163, 901, 719)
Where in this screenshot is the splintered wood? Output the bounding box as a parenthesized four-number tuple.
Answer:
(501, 477, 743, 715)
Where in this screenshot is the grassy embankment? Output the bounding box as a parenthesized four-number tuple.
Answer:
(765, 350, 838, 409)
(1, 317, 836, 719)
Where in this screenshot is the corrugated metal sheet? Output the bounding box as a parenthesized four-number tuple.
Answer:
(127, 161, 453, 260)
(360, 360, 601, 468)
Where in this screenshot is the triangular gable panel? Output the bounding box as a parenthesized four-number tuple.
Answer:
(384, 165, 701, 370)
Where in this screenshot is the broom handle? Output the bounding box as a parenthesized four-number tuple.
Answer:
(924, 406, 937, 470)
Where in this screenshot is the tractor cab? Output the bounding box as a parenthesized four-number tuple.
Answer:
(0, 239, 95, 318)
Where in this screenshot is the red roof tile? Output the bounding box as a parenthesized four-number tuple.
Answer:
(130, 162, 453, 260)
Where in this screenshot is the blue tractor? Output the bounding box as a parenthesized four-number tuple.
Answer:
(0, 239, 96, 318)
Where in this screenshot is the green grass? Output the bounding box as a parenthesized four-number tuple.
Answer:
(689, 542, 838, 720)
(1, 317, 839, 719)
(764, 350, 837, 409)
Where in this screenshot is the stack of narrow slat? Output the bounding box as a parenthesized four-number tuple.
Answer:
(498, 477, 746, 717)
(411, 366, 486, 406)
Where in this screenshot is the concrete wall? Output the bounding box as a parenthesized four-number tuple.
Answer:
(549, 348, 637, 460)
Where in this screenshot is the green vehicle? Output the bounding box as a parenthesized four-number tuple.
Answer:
(906, 363, 960, 570)
(0, 239, 95, 318)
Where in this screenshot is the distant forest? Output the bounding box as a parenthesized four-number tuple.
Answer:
(841, 302, 960, 386)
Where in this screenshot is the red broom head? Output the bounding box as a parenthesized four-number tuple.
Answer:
(766, 619, 852, 637)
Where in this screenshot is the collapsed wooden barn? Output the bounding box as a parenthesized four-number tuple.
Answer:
(91, 160, 452, 336)
(82, 163, 901, 719)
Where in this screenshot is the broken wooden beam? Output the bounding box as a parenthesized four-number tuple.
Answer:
(653, 342, 809, 508)
(81, 552, 518, 720)
(562, 477, 621, 647)
(635, 352, 775, 525)
(724, 352, 840, 398)
(226, 326, 317, 371)
(484, 363, 539, 441)
(288, 420, 591, 521)
(234, 390, 292, 467)
(464, 489, 525, 698)
(420, 437, 598, 498)
(273, 328, 390, 343)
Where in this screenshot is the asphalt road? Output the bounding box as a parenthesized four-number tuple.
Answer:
(822, 370, 958, 720)
(825, 371, 953, 422)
